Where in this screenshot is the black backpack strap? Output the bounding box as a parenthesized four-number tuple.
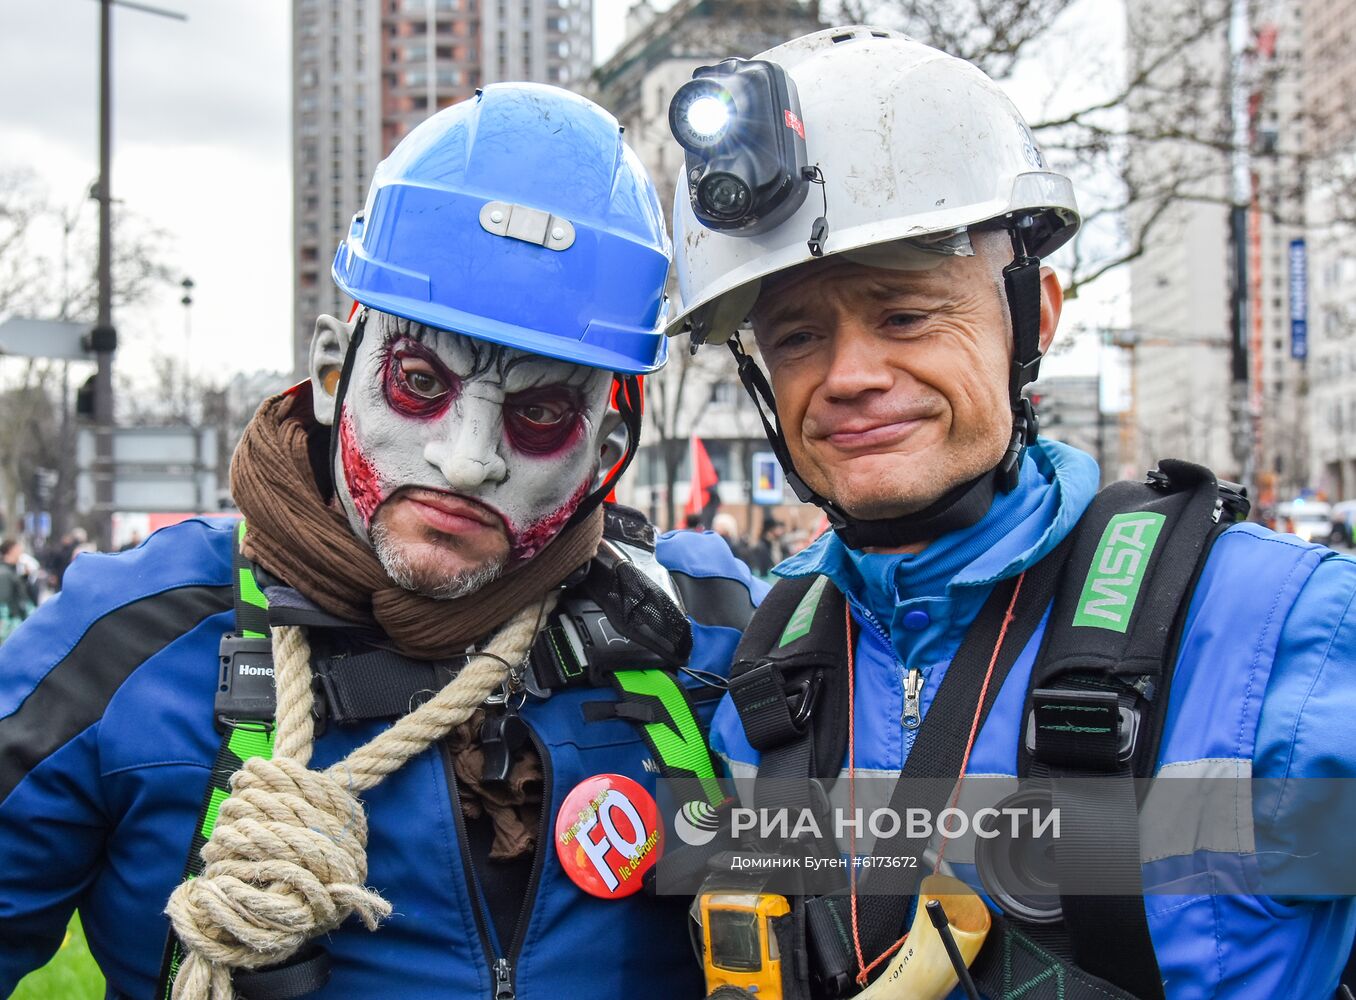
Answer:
(726, 575, 851, 825)
(970, 916, 1143, 1000)
(843, 534, 1073, 984)
(716, 575, 851, 997)
(1013, 459, 1248, 1000)
(528, 541, 697, 692)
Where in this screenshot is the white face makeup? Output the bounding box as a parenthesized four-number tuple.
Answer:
(317, 310, 614, 598)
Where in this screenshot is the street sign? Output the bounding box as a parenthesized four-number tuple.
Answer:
(0, 317, 94, 361)
(751, 451, 784, 505)
(75, 425, 218, 514)
(1289, 238, 1308, 361)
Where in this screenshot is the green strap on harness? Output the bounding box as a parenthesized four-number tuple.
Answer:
(612, 668, 725, 811)
(234, 519, 270, 640)
(158, 520, 276, 999)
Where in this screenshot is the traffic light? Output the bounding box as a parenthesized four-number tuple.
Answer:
(76, 375, 96, 419)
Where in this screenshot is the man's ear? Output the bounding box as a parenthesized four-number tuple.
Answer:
(1037, 265, 1065, 355)
(309, 313, 353, 427)
(596, 409, 628, 481)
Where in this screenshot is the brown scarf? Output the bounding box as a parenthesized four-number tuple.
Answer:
(230, 384, 603, 660)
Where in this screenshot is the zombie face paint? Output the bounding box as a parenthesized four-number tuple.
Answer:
(330, 311, 614, 597)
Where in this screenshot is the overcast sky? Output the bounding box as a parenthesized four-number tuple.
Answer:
(0, 0, 1114, 388)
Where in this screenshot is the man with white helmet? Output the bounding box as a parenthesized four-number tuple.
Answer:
(666, 27, 1356, 1000)
(0, 85, 764, 999)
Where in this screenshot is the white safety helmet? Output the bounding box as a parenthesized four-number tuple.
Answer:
(667, 26, 1081, 344)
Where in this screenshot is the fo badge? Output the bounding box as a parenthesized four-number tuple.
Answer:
(554, 774, 662, 899)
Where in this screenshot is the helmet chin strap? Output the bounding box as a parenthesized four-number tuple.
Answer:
(567, 373, 643, 527)
(326, 307, 369, 503)
(728, 218, 1045, 551)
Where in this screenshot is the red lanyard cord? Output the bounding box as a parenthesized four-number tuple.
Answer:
(847, 571, 1027, 986)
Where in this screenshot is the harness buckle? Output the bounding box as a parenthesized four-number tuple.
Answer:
(790, 672, 823, 729)
(214, 634, 277, 735)
(1025, 687, 1140, 770)
(728, 662, 822, 751)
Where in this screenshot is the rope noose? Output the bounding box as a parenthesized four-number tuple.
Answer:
(165, 595, 555, 1000)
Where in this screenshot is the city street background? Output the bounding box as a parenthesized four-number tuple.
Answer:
(0, 0, 1348, 574)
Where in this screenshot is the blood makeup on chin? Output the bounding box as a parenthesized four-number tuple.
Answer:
(510, 477, 590, 562)
(383, 338, 459, 420)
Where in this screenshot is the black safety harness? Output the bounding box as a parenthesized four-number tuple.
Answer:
(158, 504, 730, 1000)
(722, 460, 1249, 1000)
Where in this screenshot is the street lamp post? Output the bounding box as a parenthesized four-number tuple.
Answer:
(181, 275, 195, 358)
(91, 0, 115, 551)
(88, 0, 187, 550)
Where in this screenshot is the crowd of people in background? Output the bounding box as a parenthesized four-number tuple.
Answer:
(0, 528, 104, 642)
(682, 511, 818, 579)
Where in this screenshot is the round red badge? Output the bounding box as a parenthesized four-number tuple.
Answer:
(554, 773, 663, 899)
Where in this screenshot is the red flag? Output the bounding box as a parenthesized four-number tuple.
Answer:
(684, 433, 719, 517)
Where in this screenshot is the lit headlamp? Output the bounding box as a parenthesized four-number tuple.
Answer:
(667, 58, 810, 234)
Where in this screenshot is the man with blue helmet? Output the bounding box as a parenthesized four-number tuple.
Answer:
(0, 84, 762, 999)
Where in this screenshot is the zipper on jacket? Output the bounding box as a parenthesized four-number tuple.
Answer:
(847, 598, 925, 757)
(493, 957, 515, 1000)
(442, 741, 503, 993)
(502, 722, 551, 999)
(440, 712, 551, 1000)
(901, 666, 922, 730)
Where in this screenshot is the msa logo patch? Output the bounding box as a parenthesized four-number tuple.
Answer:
(780, 575, 828, 647)
(1072, 512, 1166, 633)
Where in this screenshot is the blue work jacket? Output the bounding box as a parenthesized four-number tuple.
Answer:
(712, 439, 1356, 999)
(0, 516, 765, 999)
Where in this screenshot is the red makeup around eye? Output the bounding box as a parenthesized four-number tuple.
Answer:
(382, 337, 459, 419)
(504, 387, 584, 456)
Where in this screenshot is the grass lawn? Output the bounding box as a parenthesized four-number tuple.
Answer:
(12, 916, 105, 1000)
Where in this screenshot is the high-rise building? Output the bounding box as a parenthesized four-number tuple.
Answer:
(291, 0, 594, 377)
(1244, 3, 1310, 503)
(1301, 0, 1356, 500)
(1124, 0, 1235, 477)
(1124, 0, 1307, 501)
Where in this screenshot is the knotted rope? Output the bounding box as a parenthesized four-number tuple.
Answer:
(165, 596, 554, 1000)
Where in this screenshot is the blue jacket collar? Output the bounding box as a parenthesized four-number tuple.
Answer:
(775, 439, 1100, 605)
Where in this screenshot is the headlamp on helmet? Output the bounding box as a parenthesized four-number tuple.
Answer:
(668, 58, 810, 234)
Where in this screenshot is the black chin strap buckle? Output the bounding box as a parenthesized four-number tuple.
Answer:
(996, 216, 1045, 495)
(998, 396, 1039, 492)
(1008, 351, 1044, 408)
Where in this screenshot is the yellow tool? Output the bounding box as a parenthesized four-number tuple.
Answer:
(857, 874, 992, 1000)
(699, 891, 791, 999)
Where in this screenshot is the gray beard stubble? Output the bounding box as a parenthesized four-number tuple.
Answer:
(369, 519, 508, 600)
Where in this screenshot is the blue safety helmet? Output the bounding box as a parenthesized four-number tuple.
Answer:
(332, 83, 672, 375)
